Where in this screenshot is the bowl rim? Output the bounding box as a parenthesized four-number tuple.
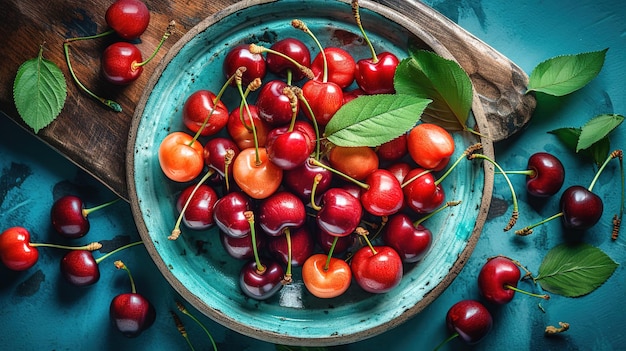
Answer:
(126, 0, 494, 346)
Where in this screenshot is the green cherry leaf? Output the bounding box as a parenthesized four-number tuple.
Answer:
(527, 48, 608, 96)
(577, 113, 624, 152)
(393, 50, 472, 131)
(324, 94, 431, 147)
(535, 243, 618, 298)
(13, 45, 67, 133)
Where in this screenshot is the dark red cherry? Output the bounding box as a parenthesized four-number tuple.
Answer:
(220, 231, 264, 260)
(383, 213, 432, 263)
(526, 152, 565, 197)
(316, 228, 355, 255)
(203, 137, 240, 178)
(110, 292, 156, 337)
(101, 42, 143, 85)
(223, 44, 266, 87)
(445, 300, 493, 345)
(560, 185, 603, 230)
(316, 188, 363, 237)
(239, 259, 284, 300)
(256, 80, 296, 126)
(60, 250, 100, 287)
(51, 195, 89, 239)
(176, 184, 218, 230)
(105, 0, 150, 40)
(213, 191, 252, 238)
(376, 134, 408, 162)
(266, 38, 311, 81)
(284, 159, 333, 200)
(268, 226, 315, 266)
(258, 191, 306, 236)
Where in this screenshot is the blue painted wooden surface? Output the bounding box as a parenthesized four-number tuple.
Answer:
(1, 0, 625, 349)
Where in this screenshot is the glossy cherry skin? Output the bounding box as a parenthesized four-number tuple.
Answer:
(526, 152, 565, 197)
(301, 79, 343, 126)
(383, 213, 432, 263)
(360, 169, 403, 216)
(283, 159, 333, 200)
(105, 0, 150, 40)
(158, 131, 204, 182)
(268, 227, 315, 266)
(266, 38, 311, 81)
(258, 191, 306, 236)
(266, 129, 312, 170)
(256, 80, 296, 126)
(0, 226, 38, 271)
(110, 292, 156, 337)
(402, 168, 445, 213)
(239, 259, 284, 300)
(387, 162, 411, 185)
(446, 299, 493, 345)
(60, 250, 100, 287)
(182, 90, 230, 136)
(316, 188, 363, 237)
(227, 105, 270, 150)
(232, 147, 283, 200)
(176, 184, 218, 230)
(560, 185, 603, 230)
(213, 191, 252, 238)
(203, 137, 240, 178)
(354, 52, 400, 94)
(351, 245, 403, 293)
(101, 42, 143, 85)
(51, 195, 89, 238)
(477, 256, 521, 304)
(311, 47, 356, 89)
(328, 145, 379, 181)
(302, 253, 352, 298)
(223, 44, 266, 86)
(220, 231, 264, 260)
(376, 134, 408, 162)
(407, 123, 455, 171)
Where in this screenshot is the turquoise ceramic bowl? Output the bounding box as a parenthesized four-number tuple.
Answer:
(127, 0, 494, 346)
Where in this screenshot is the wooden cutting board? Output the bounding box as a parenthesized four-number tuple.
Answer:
(0, 0, 535, 201)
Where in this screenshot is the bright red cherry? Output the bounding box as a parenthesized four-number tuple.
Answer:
(360, 169, 403, 216)
(301, 79, 343, 126)
(354, 52, 399, 94)
(402, 168, 445, 213)
(310, 47, 356, 89)
(351, 245, 403, 293)
(101, 42, 143, 85)
(266, 128, 312, 170)
(105, 0, 150, 40)
(376, 134, 408, 162)
(0, 226, 39, 271)
(477, 256, 521, 304)
(182, 90, 230, 136)
(266, 38, 311, 81)
(383, 213, 432, 263)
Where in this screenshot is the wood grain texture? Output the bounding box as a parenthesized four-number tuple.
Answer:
(0, 0, 534, 201)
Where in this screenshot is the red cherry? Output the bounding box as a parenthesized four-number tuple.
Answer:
(101, 42, 143, 85)
(60, 250, 100, 287)
(256, 80, 297, 126)
(50, 195, 90, 238)
(360, 169, 403, 216)
(526, 152, 565, 197)
(316, 188, 363, 237)
(407, 123, 455, 171)
(560, 185, 604, 230)
(342, 88, 365, 104)
(386, 162, 411, 185)
(351, 245, 403, 293)
(402, 168, 445, 213)
(445, 300, 493, 345)
(477, 256, 520, 304)
(0, 227, 39, 271)
(268, 227, 315, 266)
(223, 44, 266, 87)
(239, 259, 284, 300)
(266, 129, 312, 170)
(383, 213, 432, 263)
(266, 38, 311, 81)
(105, 0, 150, 40)
(227, 105, 270, 150)
(182, 90, 230, 136)
(176, 184, 218, 230)
(300, 79, 343, 126)
(316, 228, 355, 255)
(203, 137, 240, 178)
(258, 191, 306, 236)
(302, 253, 352, 298)
(354, 52, 400, 94)
(310, 47, 356, 89)
(283, 159, 333, 200)
(110, 293, 156, 337)
(376, 134, 408, 162)
(220, 231, 264, 261)
(213, 191, 253, 238)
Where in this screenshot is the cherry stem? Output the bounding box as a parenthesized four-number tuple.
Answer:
(496, 169, 535, 177)
(83, 198, 121, 217)
(613, 150, 624, 240)
(292, 19, 328, 82)
(30, 241, 102, 251)
(434, 143, 483, 186)
(292, 86, 322, 160)
(505, 284, 550, 300)
(400, 169, 432, 188)
(64, 29, 115, 43)
(62, 42, 122, 112)
(310, 173, 323, 211)
(283, 86, 299, 132)
(413, 200, 462, 227)
(367, 215, 388, 242)
(95, 241, 143, 264)
(169, 169, 215, 240)
(515, 212, 564, 236)
(308, 157, 369, 189)
(190, 67, 244, 146)
(170, 311, 196, 351)
(587, 149, 620, 192)
(176, 301, 218, 351)
(324, 236, 340, 271)
(283, 228, 293, 284)
(245, 211, 265, 274)
(114, 260, 136, 294)
(236, 75, 261, 165)
(249, 43, 314, 80)
(432, 332, 459, 351)
(132, 21, 176, 69)
(469, 152, 519, 231)
(224, 149, 235, 193)
(351, 0, 378, 62)
(356, 227, 376, 255)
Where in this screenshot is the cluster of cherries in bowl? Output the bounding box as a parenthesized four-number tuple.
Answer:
(157, 15, 466, 302)
(0, 195, 154, 338)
